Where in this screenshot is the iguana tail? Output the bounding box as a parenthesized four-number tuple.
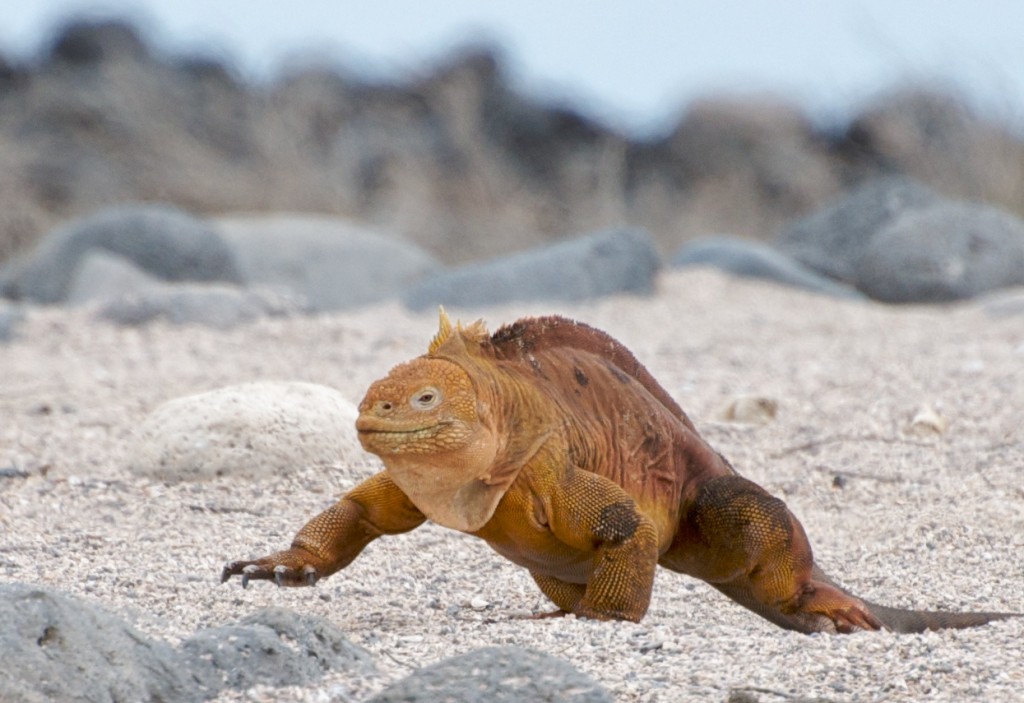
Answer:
(860, 600, 1019, 633)
(815, 567, 1020, 634)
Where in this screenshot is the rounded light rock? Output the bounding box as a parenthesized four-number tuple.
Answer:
(127, 381, 376, 483)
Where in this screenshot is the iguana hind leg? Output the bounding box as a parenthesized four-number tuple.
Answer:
(664, 474, 881, 633)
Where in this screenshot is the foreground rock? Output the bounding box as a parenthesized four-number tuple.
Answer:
(214, 214, 443, 311)
(181, 607, 379, 692)
(0, 583, 378, 703)
(127, 381, 375, 482)
(0, 583, 207, 703)
(368, 645, 613, 703)
(403, 227, 660, 310)
(0, 205, 241, 304)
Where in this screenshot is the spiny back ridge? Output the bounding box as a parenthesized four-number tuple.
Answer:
(489, 315, 695, 430)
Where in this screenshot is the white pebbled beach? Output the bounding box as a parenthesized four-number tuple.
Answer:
(2, 268, 1022, 702)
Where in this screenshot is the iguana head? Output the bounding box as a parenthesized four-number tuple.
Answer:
(356, 309, 514, 532)
(356, 356, 487, 458)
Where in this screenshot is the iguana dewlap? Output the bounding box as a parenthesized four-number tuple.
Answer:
(223, 311, 1018, 633)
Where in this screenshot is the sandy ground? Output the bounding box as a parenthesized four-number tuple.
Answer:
(1, 268, 1022, 703)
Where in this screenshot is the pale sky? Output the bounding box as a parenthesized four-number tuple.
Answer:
(3, 0, 1023, 136)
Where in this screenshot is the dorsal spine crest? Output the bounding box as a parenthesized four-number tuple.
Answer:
(428, 307, 490, 356)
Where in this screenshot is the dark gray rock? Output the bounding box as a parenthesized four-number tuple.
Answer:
(671, 235, 864, 299)
(215, 215, 442, 311)
(855, 202, 1024, 302)
(403, 227, 660, 310)
(368, 645, 612, 703)
(181, 607, 378, 691)
(0, 299, 23, 342)
(97, 283, 308, 328)
(775, 177, 941, 284)
(0, 205, 242, 304)
(0, 584, 377, 702)
(0, 582, 207, 703)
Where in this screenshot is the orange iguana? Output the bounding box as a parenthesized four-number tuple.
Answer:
(222, 312, 1018, 633)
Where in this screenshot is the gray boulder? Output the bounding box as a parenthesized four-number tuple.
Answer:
(671, 235, 864, 299)
(0, 583, 377, 703)
(96, 282, 308, 328)
(126, 381, 375, 483)
(215, 215, 443, 311)
(0, 205, 241, 304)
(0, 582, 206, 703)
(181, 607, 378, 692)
(368, 645, 612, 703)
(854, 202, 1024, 302)
(403, 227, 660, 310)
(775, 177, 940, 284)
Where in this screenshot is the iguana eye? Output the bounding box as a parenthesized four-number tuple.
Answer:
(411, 387, 442, 410)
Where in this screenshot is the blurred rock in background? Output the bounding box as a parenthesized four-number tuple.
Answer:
(2, 17, 1024, 305)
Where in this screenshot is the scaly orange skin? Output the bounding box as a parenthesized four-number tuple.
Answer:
(223, 313, 1018, 633)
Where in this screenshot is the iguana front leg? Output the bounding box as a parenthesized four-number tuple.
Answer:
(529, 572, 585, 617)
(221, 472, 425, 587)
(537, 467, 661, 622)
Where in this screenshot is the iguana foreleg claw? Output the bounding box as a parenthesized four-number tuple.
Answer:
(220, 549, 323, 588)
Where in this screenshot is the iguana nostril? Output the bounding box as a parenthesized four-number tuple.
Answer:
(376, 400, 394, 414)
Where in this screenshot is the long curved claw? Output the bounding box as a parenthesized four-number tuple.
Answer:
(220, 549, 322, 588)
(833, 603, 884, 633)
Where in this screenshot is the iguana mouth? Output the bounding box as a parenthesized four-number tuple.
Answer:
(356, 418, 451, 437)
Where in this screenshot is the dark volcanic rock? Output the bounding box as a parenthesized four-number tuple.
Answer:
(1, 583, 377, 702)
(776, 176, 1024, 302)
(775, 176, 940, 285)
(672, 235, 864, 299)
(0, 205, 242, 303)
(0, 582, 207, 703)
(855, 202, 1024, 302)
(368, 645, 612, 703)
(181, 607, 378, 691)
(215, 214, 442, 311)
(402, 227, 661, 310)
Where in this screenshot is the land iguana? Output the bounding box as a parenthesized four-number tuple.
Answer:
(222, 311, 1019, 633)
